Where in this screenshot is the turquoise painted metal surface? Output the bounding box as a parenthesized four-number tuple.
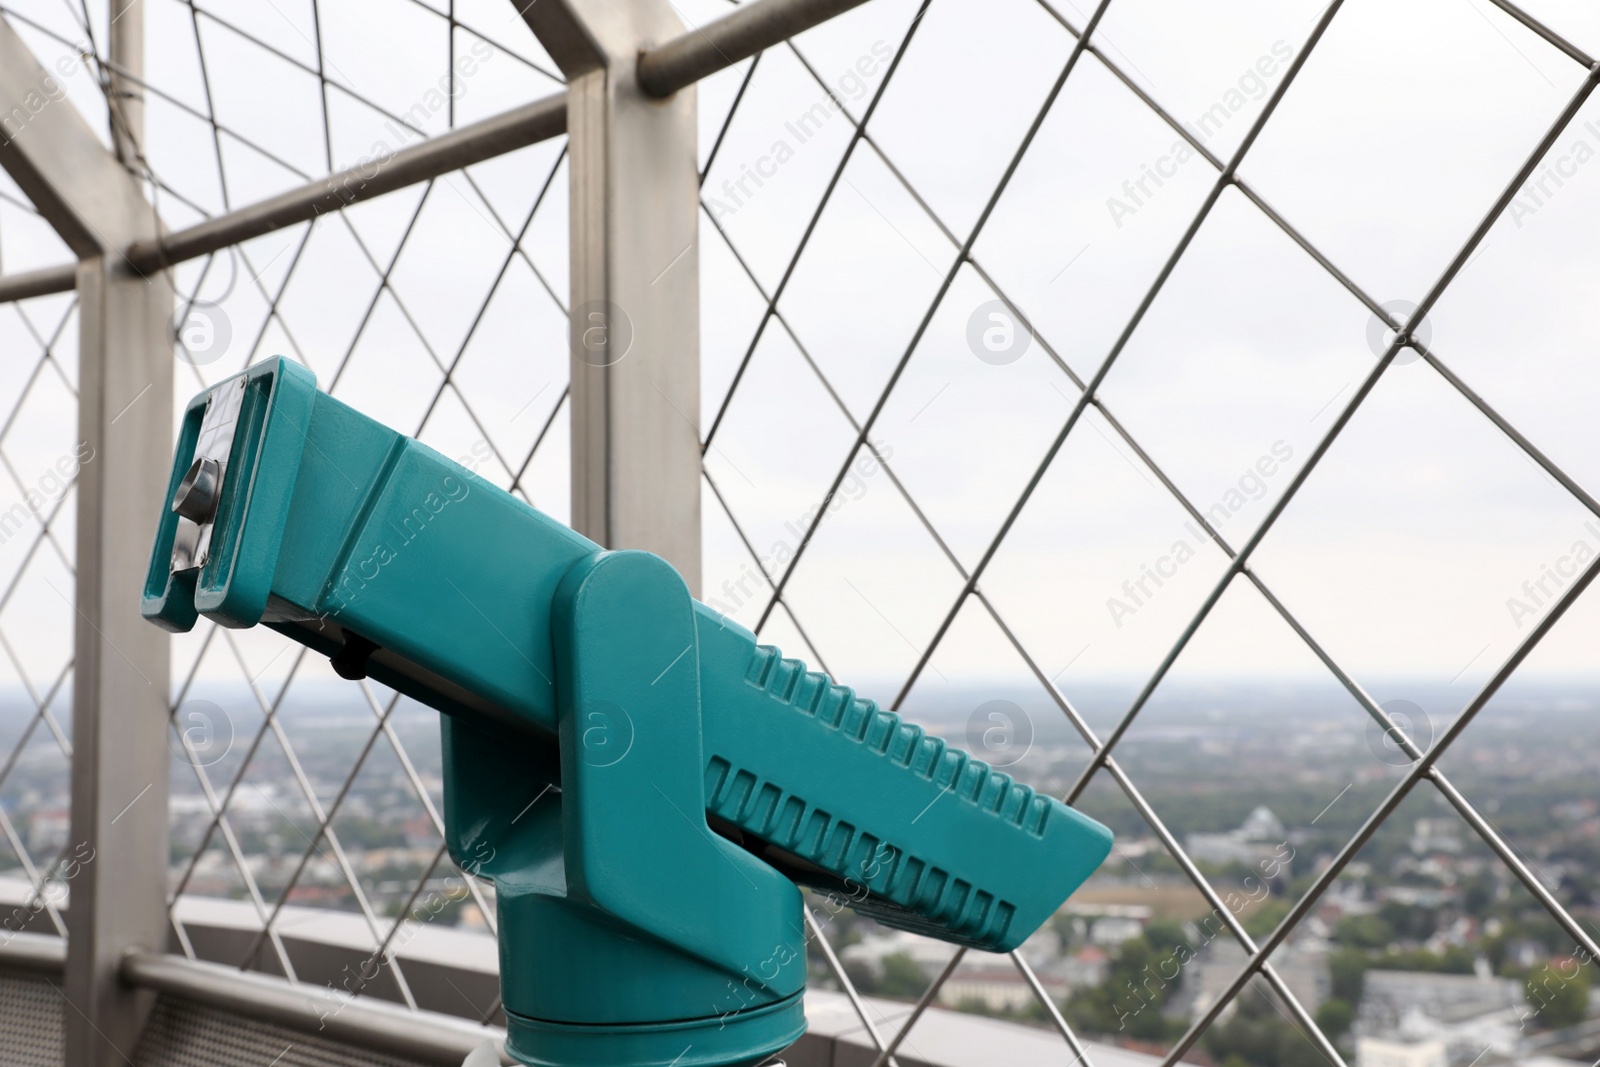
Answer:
(142, 358, 1114, 1067)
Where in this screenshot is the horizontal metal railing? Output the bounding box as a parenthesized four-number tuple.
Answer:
(0, 927, 507, 1065)
(122, 950, 511, 1066)
(0, 927, 1130, 1067)
(0, 0, 876, 305)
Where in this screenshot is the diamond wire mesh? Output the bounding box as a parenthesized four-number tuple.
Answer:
(133, 0, 570, 1016)
(694, 0, 1600, 1064)
(0, 0, 571, 1023)
(0, 143, 80, 941)
(0, 0, 1597, 1063)
(0, 239, 78, 944)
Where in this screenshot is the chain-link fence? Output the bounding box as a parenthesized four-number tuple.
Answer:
(1, 0, 1598, 1064)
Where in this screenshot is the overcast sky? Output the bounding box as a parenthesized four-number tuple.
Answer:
(0, 0, 1597, 721)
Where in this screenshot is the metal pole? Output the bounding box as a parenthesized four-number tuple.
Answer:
(68, 247, 174, 1063)
(107, 0, 143, 169)
(0, 15, 173, 1066)
(82, 6, 173, 1063)
(0, 262, 76, 303)
(123, 92, 568, 273)
(637, 0, 875, 98)
(518, 0, 703, 594)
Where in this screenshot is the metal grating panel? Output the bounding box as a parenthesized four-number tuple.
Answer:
(133, 995, 449, 1067)
(0, 968, 65, 1067)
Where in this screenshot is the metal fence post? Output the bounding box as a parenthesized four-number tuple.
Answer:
(0, 10, 173, 1065)
(517, 0, 703, 595)
(66, 268, 173, 1066)
(108, 0, 144, 169)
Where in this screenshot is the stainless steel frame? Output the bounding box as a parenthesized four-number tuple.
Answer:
(0, 13, 175, 1067)
(519, 0, 705, 592)
(0, 0, 1595, 1063)
(0, 262, 75, 303)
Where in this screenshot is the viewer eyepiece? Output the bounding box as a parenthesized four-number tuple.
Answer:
(172, 456, 221, 524)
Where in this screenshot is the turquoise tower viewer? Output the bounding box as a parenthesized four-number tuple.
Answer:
(142, 358, 1113, 1067)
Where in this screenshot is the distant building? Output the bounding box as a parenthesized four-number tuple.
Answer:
(1186, 937, 1328, 1020)
(1185, 806, 1290, 875)
(1058, 945, 1109, 990)
(25, 806, 68, 854)
(1357, 970, 1525, 1065)
(1240, 806, 1287, 841)
(1357, 1036, 1448, 1067)
(838, 929, 1078, 1013)
(1089, 916, 1145, 947)
(1062, 903, 1153, 921)
(1057, 903, 1151, 947)
(1273, 940, 1330, 1016)
(940, 959, 1069, 1013)
(840, 928, 959, 974)
(1410, 818, 1464, 855)
(1016, 924, 1061, 969)
(1380, 885, 1453, 909)
(1361, 970, 1521, 1029)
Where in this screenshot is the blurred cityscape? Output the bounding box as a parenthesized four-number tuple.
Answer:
(1, 674, 1596, 1067)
